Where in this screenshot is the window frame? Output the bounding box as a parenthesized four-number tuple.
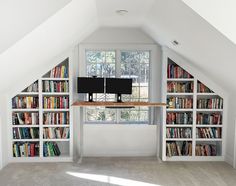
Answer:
(79, 44, 158, 125)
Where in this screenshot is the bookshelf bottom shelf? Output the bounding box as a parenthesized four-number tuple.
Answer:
(165, 156, 224, 161)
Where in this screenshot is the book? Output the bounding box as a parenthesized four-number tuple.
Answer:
(43, 142, 61, 157)
(13, 142, 39, 157)
(166, 141, 192, 157)
(166, 112, 193, 124)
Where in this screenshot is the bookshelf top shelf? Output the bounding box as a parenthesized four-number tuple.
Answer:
(41, 78, 69, 81)
(167, 78, 194, 82)
(72, 101, 166, 107)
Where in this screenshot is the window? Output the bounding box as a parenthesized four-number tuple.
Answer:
(84, 50, 150, 124)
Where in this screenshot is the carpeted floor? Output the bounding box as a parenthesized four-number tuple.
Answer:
(0, 157, 236, 186)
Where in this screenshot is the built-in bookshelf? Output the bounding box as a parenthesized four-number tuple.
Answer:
(11, 58, 73, 162)
(162, 56, 225, 161)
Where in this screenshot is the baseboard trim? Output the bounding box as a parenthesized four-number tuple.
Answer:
(225, 154, 234, 167)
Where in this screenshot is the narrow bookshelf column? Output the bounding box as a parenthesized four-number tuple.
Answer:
(162, 55, 225, 161)
(11, 58, 73, 161)
(12, 81, 40, 157)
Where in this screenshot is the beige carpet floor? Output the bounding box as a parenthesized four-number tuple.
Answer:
(0, 157, 236, 186)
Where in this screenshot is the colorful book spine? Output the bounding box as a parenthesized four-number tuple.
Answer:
(13, 127, 39, 139)
(13, 142, 39, 157)
(12, 96, 39, 109)
(197, 98, 223, 109)
(166, 112, 193, 124)
(43, 112, 69, 125)
(43, 96, 69, 109)
(196, 127, 222, 139)
(166, 128, 192, 138)
(195, 144, 217, 156)
(166, 141, 192, 157)
(167, 82, 193, 93)
(196, 113, 222, 125)
(43, 80, 69, 92)
(167, 97, 193, 109)
(12, 112, 39, 125)
(43, 127, 69, 139)
(43, 142, 61, 157)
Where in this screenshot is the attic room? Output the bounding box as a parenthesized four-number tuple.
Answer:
(1, 0, 236, 185)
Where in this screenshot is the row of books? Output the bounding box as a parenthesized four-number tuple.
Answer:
(167, 97, 193, 109)
(13, 142, 39, 157)
(43, 112, 69, 125)
(197, 98, 223, 109)
(12, 96, 39, 109)
(43, 127, 70, 139)
(167, 82, 193, 93)
(195, 144, 217, 156)
(42, 80, 69, 93)
(50, 65, 68, 78)
(166, 112, 193, 124)
(43, 96, 69, 109)
(166, 141, 192, 157)
(196, 128, 221, 139)
(23, 81, 38, 92)
(12, 112, 39, 125)
(13, 127, 39, 139)
(43, 142, 61, 157)
(166, 128, 192, 138)
(167, 61, 193, 79)
(196, 113, 222, 125)
(197, 82, 214, 93)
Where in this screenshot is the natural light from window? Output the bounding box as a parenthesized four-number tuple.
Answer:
(66, 172, 161, 186)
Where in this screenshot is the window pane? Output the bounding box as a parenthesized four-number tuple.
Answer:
(140, 86, 148, 99)
(106, 51, 116, 63)
(86, 51, 105, 63)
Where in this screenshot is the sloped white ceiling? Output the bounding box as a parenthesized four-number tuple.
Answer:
(182, 0, 236, 45)
(1, 0, 236, 96)
(0, 0, 98, 94)
(142, 0, 236, 94)
(0, 0, 71, 53)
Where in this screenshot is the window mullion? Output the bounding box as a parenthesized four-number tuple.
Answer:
(116, 49, 121, 123)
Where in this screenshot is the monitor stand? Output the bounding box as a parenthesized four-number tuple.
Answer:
(117, 93, 122, 103)
(88, 93, 93, 102)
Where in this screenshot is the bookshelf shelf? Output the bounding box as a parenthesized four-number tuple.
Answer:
(42, 139, 70, 142)
(167, 93, 194, 96)
(166, 138, 193, 141)
(43, 125, 70, 127)
(17, 92, 39, 95)
(42, 92, 69, 96)
(41, 78, 69, 81)
(196, 109, 223, 112)
(166, 124, 193, 127)
(11, 58, 73, 162)
(167, 78, 194, 82)
(12, 139, 40, 142)
(12, 109, 39, 112)
(196, 125, 222, 127)
(42, 109, 70, 112)
(162, 55, 225, 161)
(195, 138, 222, 141)
(12, 125, 39, 128)
(166, 108, 193, 112)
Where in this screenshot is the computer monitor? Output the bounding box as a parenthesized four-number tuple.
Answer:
(77, 77, 104, 102)
(106, 78, 132, 102)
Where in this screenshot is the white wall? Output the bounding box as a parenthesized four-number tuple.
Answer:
(79, 27, 162, 157)
(84, 125, 157, 156)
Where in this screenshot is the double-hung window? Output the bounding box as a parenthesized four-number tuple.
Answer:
(84, 49, 150, 124)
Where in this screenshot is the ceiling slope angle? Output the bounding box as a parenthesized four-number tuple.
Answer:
(0, 0, 72, 54)
(0, 0, 99, 94)
(182, 0, 236, 46)
(142, 0, 236, 94)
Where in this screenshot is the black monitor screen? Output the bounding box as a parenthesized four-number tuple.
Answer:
(106, 78, 132, 94)
(77, 77, 104, 93)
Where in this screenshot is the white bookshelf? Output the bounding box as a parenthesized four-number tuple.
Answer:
(162, 52, 225, 161)
(11, 58, 73, 162)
